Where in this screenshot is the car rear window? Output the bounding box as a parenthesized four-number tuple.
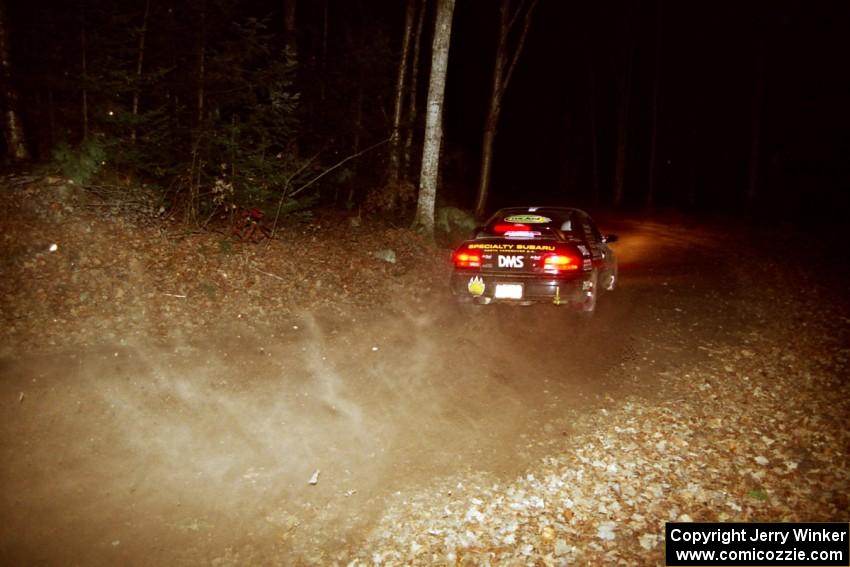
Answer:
(480, 210, 575, 239)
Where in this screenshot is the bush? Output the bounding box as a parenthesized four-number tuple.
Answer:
(52, 139, 107, 185)
(364, 180, 417, 214)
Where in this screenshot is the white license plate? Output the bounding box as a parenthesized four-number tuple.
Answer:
(494, 283, 523, 299)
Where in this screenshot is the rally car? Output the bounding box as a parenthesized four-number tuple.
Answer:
(450, 207, 618, 314)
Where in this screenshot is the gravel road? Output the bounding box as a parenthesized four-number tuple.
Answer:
(1, 180, 847, 565)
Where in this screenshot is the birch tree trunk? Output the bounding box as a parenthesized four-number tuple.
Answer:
(387, 0, 417, 184)
(403, 0, 427, 175)
(474, 0, 538, 219)
(412, 0, 455, 237)
(0, 0, 30, 162)
(131, 0, 151, 144)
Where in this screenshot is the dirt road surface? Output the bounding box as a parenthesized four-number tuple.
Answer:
(1, 181, 848, 565)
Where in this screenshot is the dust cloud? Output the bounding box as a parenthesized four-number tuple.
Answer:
(1, 226, 670, 564)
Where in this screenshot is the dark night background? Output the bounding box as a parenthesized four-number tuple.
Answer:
(2, 0, 849, 221)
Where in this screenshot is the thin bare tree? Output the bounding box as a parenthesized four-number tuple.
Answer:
(283, 0, 299, 157)
(747, 10, 765, 206)
(412, 0, 455, 236)
(584, 36, 600, 205)
(0, 0, 30, 161)
(319, 0, 328, 103)
(196, 2, 206, 125)
(80, 4, 89, 141)
(613, 96, 629, 206)
(645, 0, 663, 208)
(403, 0, 427, 175)
(283, 0, 297, 63)
(387, 0, 417, 184)
(131, 0, 151, 144)
(474, 0, 539, 219)
(611, 2, 639, 208)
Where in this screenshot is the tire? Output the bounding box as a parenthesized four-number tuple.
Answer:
(603, 263, 618, 291)
(577, 270, 598, 318)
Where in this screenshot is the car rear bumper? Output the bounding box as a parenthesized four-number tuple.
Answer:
(450, 270, 593, 306)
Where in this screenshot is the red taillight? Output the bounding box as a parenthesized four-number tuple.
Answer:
(542, 252, 579, 272)
(453, 249, 482, 268)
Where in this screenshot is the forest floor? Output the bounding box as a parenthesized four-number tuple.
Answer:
(1, 175, 848, 566)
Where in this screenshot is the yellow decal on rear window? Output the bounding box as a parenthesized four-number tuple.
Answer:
(504, 214, 551, 224)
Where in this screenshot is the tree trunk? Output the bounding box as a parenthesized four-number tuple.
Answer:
(283, 0, 299, 157)
(686, 99, 700, 209)
(403, 0, 426, 175)
(131, 0, 151, 144)
(611, 2, 638, 208)
(646, 0, 663, 208)
(474, 0, 538, 219)
(165, 0, 180, 126)
(319, 0, 328, 103)
(474, 0, 505, 221)
(283, 0, 297, 62)
(587, 59, 600, 205)
(0, 0, 30, 162)
(347, 65, 365, 206)
(48, 88, 55, 148)
(747, 15, 765, 206)
(687, 124, 699, 208)
(80, 5, 89, 142)
(197, 48, 205, 124)
(388, 0, 416, 184)
(412, 0, 455, 237)
(475, 112, 498, 219)
(196, 5, 206, 125)
(558, 97, 575, 197)
(612, 95, 628, 207)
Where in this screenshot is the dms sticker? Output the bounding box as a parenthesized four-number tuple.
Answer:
(504, 214, 551, 224)
(467, 276, 485, 297)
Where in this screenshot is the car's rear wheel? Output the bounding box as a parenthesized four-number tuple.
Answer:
(603, 264, 618, 291)
(577, 270, 598, 318)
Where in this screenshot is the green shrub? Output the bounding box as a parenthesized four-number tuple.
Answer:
(52, 139, 108, 185)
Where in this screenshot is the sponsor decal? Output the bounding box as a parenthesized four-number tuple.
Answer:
(504, 214, 551, 224)
(467, 276, 485, 297)
(468, 243, 556, 252)
(498, 255, 524, 268)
